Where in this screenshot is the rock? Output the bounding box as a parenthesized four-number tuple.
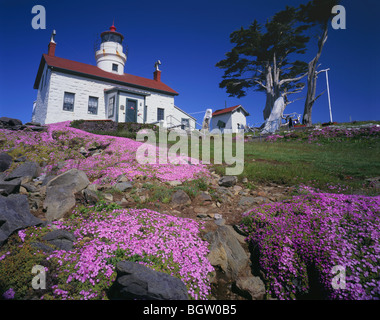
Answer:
(21, 182, 38, 193)
(31, 242, 54, 253)
(167, 180, 182, 187)
(114, 181, 133, 192)
(0, 178, 21, 195)
(171, 190, 191, 207)
(218, 176, 238, 187)
(46, 168, 89, 192)
(44, 189, 76, 222)
(109, 261, 189, 300)
(214, 219, 226, 226)
(253, 196, 270, 204)
(103, 193, 113, 202)
(82, 188, 99, 205)
(117, 175, 129, 183)
(19, 186, 28, 195)
(213, 213, 223, 220)
(44, 169, 90, 221)
(0, 117, 23, 128)
(233, 185, 243, 193)
(194, 206, 209, 214)
(198, 192, 212, 202)
(238, 196, 269, 207)
(0, 153, 12, 172)
(86, 183, 98, 192)
(238, 196, 256, 207)
(366, 177, 380, 189)
(14, 156, 27, 163)
(5, 161, 39, 181)
(235, 276, 266, 300)
(42, 229, 76, 251)
(0, 194, 43, 247)
(79, 147, 87, 156)
(204, 226, 250, 280)
(242, 177, 248, 184)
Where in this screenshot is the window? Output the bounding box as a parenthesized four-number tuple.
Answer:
(181, 118, 190, 130)
(108, 96, 115, 118)
(157, 108, 165, 121)
(101, 33, 122, 44)
(63, 92, 75, 112)
(112, 64, 118, 72)
(88, 96, 98, 115)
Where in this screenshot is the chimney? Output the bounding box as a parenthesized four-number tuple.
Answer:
(48, 42, 56, 56)
(48, 30, 56, 56)
(153, 70, 161, 82)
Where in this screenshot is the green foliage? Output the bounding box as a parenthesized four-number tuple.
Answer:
(0, 241, 47, 299)
(216, 6, 309, 99)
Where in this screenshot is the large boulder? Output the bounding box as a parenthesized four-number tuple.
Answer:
(42, 229, 76, 251)
(235, 276, 266, 300)
(5, 161, 39, 181)
(204, 226, 250, 280)
(0, 117, 23, 129)
(0, 153, 12, 172)
(46, 168, 90, 192)
(44, 169, 90, 221)
(0, 178, 21, 196)
(109, 261, 189, 300)
(0, 194, 43, 247)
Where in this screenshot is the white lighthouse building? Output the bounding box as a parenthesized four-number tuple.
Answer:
(95, 24, 127, 75)
(32, 24, 196, 129)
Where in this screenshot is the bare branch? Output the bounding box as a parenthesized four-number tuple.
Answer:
(285, 96, 305, 106)
(311, 90, 326, 103)
(279, 72, 308, 86)
(254, 80, 268, 90)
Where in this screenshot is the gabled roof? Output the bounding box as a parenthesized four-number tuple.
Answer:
(34, 54, 179, 96)
(174, 105, 196, 120)
(212, 105, 249, 117)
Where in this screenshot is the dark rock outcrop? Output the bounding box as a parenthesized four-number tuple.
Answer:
(0, 194, 43, 247)
(109, 261, 189, 300)
(0, 153, 13, 172)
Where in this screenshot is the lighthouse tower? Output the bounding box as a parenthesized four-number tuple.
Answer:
(95, 24, 127, 75)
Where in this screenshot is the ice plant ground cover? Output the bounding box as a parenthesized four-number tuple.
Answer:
(0, 121, 210, 184)
(241, 186, 380, 300)
(0, 202, 214, 300)
(1, 121, 379, 300)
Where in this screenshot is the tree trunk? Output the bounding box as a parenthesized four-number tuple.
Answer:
(302, 23, 329, 126)
(263, 55, 282, 120)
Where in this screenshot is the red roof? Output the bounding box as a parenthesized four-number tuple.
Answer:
(212, 105, 249, 116)
(34, 54, 178, 95)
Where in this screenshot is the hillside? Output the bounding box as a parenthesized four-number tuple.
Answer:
(0, 117, 379, 300)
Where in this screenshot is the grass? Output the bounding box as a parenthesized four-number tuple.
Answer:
(213, 130, 380, 195)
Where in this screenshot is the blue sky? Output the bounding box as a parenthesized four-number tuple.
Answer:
(0, 0, 379, 126)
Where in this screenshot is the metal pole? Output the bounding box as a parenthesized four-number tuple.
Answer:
(325, 69, 333, 123)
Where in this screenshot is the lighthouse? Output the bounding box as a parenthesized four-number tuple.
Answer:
(95, 23, 127, 75)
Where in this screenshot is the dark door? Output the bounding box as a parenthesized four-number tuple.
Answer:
(125, 99, 137, 123)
